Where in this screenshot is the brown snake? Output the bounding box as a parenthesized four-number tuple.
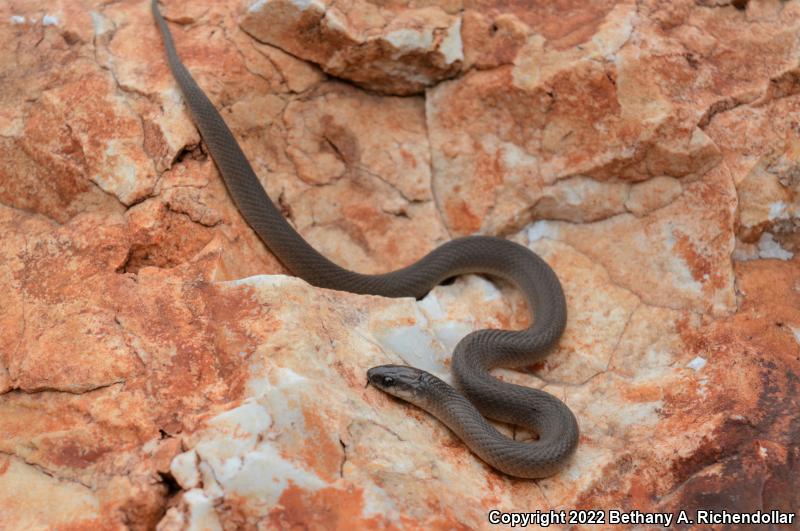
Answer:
(152, 0, 578, 478)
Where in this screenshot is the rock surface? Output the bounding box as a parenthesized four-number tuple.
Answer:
(0, 0, 798, 529)
(240, 0, 464, 95)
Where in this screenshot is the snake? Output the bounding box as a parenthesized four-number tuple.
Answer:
(152, 0, 578, 478)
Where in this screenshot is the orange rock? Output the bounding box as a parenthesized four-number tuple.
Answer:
(0, 0, 797, 528)
(241, 0, 464, 95)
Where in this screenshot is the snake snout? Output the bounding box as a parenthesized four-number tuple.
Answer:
(367, 365, 425, 401)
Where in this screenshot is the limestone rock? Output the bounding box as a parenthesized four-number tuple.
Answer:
(240, 0, 464, 95)
(705, 88, 800, 260)
(428, 0, 800, 237)
(0, 0, 798, 529)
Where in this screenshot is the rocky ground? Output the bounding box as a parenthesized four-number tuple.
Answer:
(0, 0, 798, 529)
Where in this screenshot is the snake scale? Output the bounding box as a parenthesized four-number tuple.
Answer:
(152, 0, 578, 478)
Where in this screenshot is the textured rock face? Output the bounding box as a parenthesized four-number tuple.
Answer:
(240, 0, 464, 95)
(0, 0, 798, 529)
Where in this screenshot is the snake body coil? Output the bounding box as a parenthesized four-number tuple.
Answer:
(152, 0, 578, 478)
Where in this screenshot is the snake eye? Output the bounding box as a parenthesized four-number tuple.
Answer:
(382, 376, 395, 386)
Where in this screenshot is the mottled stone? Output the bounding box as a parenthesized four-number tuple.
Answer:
(280, 83, 448, 273)
(429, 0, 800, 237)
(240, 0, 463, 95)
(0, 0, 798, 529)
(705, 91, 800, 259)
(526, 164, 737, 316)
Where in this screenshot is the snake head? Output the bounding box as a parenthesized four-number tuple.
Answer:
(367, 365, 426, 402)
